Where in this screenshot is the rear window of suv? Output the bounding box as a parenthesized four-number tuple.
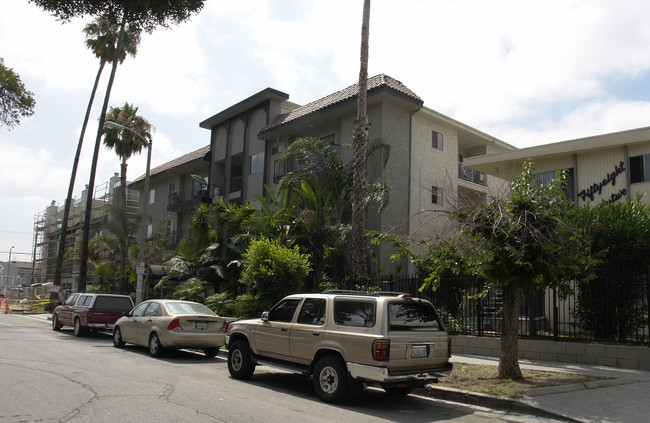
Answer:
(388, 301, 442, 331)
(334, 298, 376, 327)
(93, 296, 134, 311)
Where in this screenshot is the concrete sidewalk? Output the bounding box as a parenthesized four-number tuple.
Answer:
(426, 354, 650, 422)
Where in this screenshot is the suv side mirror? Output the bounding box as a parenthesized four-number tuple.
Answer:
(261, 311, 269, 321)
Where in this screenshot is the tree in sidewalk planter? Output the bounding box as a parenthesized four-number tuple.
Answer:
(423, 160, 595, 380)
(0, 57, 35, 129)
(238, 237, 311, 317)
(51, 15, 140, 302)
(570, 194, 650, 341)
(30, 0, 206, 293)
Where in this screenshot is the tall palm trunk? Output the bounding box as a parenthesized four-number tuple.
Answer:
(352, 0, 371, 280)
(50, 59, 106, 302)
(78, 12, 127, 292)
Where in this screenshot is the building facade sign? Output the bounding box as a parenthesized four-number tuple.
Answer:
(577, 161, 626, 203)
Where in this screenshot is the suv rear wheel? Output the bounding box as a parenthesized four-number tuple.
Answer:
(227, 340, 255, 379)
(313, 356, 349, 403)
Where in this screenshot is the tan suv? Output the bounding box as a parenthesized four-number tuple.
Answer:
(226, 290, 452, 403)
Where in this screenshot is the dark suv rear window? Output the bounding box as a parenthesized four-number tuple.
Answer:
(388, 302, 442, 331)
(334, 298, 376, 327)
(93, 296, 133, 311)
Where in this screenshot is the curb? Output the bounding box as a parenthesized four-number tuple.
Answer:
(421, 385, 583, 423)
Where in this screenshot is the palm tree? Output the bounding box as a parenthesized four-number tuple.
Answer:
(102, 102, 152, 210)
(352, 0, 371, 280)
(51, 15, 139, 298)
(102, 102, 152, 294)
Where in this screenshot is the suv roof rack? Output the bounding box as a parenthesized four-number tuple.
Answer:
(323, 289, 412, 298)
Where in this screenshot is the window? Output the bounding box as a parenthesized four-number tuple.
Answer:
(93, 296, 133, 311)
(267, 299, 301, 322)
(149, 188, 155, 204)
(630, 154, 650, 183)
(130, 302, 150, 317)
(388, 302, 442, 331)
(65, 294, 79, 306)
(144, 302, 162, 316)
(78, 295, 92, 306)
(250, 152, 265, 174)
(147, 223, 153, 238)
(432, 186, 443, 205)
(272, 143, 285, 155)
(535, 168, 575, 200)
(432, 131, 443, 150)
(320, 133, 336, 145)
(297, 298, 326, 325)
(169, 182, 175, 194)
(334, 298, 376, 327)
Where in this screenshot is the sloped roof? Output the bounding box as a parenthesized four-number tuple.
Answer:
(130, 145, 210, 186)
(259, 74, 422, 134)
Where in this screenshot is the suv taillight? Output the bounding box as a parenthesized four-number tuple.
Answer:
(167, 319, 182, 331)
(373, 340, 390, 361)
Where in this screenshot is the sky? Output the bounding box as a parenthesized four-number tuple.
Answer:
(2, 0, 650, 262)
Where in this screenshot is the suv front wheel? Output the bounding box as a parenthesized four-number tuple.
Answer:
(313, 356, 349, 403)
(228, 340, 255, 379)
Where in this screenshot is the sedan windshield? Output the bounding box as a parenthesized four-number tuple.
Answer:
(164, 302, 216, 316)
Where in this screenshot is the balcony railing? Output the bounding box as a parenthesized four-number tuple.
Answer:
(458, 162, 486, 186)
(167, 186, 210, 211)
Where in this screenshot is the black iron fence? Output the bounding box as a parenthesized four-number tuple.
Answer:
(340, 267, 650, 346)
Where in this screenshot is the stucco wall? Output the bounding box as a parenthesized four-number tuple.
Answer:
(452, 335, 650, 370)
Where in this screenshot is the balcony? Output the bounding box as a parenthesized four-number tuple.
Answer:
(458, 162, 486, 186)
(167, 186, 211, 212)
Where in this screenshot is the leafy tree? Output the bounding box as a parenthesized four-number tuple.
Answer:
(52, 16, 140, 294)
(424, 160, 594, 379)
(571, 194, 650, 340)
(352, 0, 371, 280)
(30, 0, 206, 292)
(276, 137, 390, 285)
(239, 237, 311, 315)
(0, 57, 35, 129)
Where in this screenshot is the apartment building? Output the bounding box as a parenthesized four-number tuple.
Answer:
(197, 74, 515, 274)
(465, 126, 650, 206)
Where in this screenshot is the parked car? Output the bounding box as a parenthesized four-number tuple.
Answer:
(226, 290, 453, 403)
(112, 299, 230, 358)
(52, 293, 134, 337)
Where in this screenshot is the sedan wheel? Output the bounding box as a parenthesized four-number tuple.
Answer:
(148, 333, 164, 357)
(113, 326, 125, 348)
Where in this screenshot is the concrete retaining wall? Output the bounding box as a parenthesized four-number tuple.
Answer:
(451, 335, 650, 371)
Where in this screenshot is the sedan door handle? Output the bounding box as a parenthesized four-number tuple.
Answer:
(281, 327, 289, 332)
(312, 331, 321, 336)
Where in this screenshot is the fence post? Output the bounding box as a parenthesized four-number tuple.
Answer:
(477, 293, 483, 337)
(647, 266, 650, 348)
(553, 288, 559, 341)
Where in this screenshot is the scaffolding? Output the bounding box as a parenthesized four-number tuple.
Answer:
(31, 174, 140, 293)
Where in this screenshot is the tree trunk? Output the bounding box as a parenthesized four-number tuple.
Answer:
(351, 0, 371, 280)
(498, 283, 523, 379)
(78, 13, 127, 292)
(120, 158, 129, 294)
(49, 59, 105, 304)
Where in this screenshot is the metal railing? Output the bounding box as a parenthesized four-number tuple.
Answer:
(340, 269, 650, 346)
(458, 162, 486, 186)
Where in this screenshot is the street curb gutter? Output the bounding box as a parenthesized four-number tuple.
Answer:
(421, 386, 583, 423)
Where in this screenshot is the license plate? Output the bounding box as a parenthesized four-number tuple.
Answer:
(196, 321, 208, 330)
(411, 345, 428, 358)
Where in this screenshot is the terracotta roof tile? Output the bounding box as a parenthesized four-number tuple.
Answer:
(260, 74, 422, 134)
(130, 145, 210, 185)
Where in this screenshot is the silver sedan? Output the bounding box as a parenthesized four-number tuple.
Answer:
(113, 299, 229, 357)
